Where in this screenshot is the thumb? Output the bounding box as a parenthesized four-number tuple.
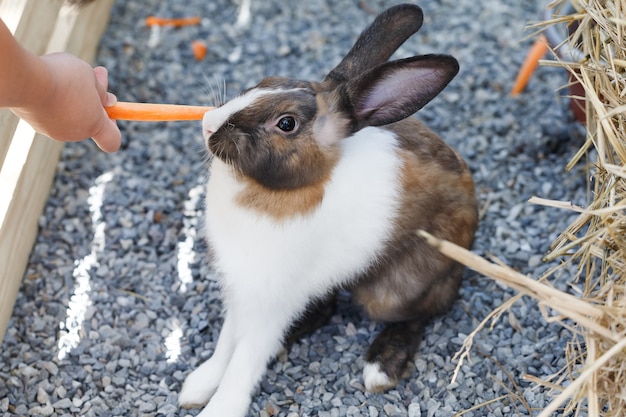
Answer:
(92, 115, 122, 153)
(91, 66, 122, 152)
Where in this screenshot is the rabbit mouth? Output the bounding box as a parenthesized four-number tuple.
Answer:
(207, 129, 246, 169)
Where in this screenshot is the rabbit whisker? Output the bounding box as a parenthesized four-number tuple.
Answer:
(203, 74, 227, 107)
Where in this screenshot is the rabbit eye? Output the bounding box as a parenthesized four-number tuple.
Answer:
(276, 116, 297, 132)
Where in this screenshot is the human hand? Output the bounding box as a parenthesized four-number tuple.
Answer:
(11, 53, 122, 152)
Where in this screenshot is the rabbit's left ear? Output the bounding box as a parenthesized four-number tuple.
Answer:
(345, 55, 459, 128)
(324, 4, 424, 85)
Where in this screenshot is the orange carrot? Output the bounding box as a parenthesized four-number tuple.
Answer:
(511, 34, 549, 96)
(106, 102, 214, 122)
(191, 40, 208, 61)
(145, 16, 201, 27)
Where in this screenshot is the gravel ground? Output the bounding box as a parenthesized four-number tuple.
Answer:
(1, 0, 589, 416)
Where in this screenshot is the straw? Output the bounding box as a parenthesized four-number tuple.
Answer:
(427, 2, 626, 414)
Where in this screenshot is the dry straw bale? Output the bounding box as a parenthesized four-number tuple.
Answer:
(425, 1, 626, 416)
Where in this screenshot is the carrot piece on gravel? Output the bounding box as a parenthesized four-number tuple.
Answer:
(511, 34, 549, 96)
(105, 102, 214, 122)
(145, 16, 201, 27)
(191, 40, 208, 61)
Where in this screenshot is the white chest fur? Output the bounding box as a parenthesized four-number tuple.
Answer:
(204, 127, 402, 301)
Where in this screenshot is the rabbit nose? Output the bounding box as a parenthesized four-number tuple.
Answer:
(202, 114, 223, 138)
(202, 120, 218, 138)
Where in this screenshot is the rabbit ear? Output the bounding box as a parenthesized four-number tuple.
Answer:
(346, 54, 459, 128)
(324, 4, 423, 85)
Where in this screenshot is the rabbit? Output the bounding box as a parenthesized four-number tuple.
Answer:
(179, 3, 478, 417)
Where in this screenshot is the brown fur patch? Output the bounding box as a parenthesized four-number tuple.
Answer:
(235, 147, 340, 220)
(351, 118, 478, 322)
(236, 177, 325, 219)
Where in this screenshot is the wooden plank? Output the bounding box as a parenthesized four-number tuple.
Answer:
(0, 125, 64, 340)
(0, 110, 18, 164)
(1, 0, 65, 52)
(62, 0, 115, 60)
(0, 0, 116, 343)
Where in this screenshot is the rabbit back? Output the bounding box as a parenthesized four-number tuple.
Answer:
(351, 117, 478, 323)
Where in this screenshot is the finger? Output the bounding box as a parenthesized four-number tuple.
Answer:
(94, 67, 117, 107)
(92, 116, 122, 153)
(93, 66, 112, 106)
(105, 92, 118, 107)
(93, 66, 109, 90)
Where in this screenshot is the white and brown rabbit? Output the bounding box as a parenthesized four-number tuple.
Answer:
(179, 4, 478, 416)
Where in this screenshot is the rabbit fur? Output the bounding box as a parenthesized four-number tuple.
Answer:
(179, 4, 478, 416)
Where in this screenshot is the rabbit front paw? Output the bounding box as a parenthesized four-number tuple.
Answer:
(194, 389, 251, 417)
(179, 366, 219, 409)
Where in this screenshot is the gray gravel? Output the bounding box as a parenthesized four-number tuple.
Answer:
(1, 0, 588, 416)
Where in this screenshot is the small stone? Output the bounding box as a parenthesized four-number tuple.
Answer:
(102, 376, 111, 388)
(425, 399, 440, 417)
(345, 322, 357, 337)
(37, 386, 49, 404)
(383, 404, 397, 416)
(132, 313, 150, 331)
(42, 362, 59, 376)
(277, 44, 291, 56)
(116, 296, 133, 307)
(105, 361, 117, 373)
(80, 402, 92, 414)
(139, 363, 154, 376)
(112, 375, 126, 386)
(157, 404, 178, 415)
(29, 404, 54, 417)
(14, 404, 28, 415)
(55, 385, 67, 399)
(118, 358, 131, 368)
(346, 405, 362, 417)
(228, 46, 242, 63)
(52, 398, 73, 409)
(528, 254, 543, 268)
(120, 239, 133, 250)
(138, 401, 156, 412)
(408, 403, 422, 417)
(414, 358, 427, 374)
(349, 379, 365, 392)
(265, 401, 279, 416)
(20, 365, 38, 378)
(0, 397, 8, 412)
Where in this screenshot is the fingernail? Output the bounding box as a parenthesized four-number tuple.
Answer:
(106, 92, 118, 107)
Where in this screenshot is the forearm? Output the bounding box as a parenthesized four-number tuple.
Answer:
(0, 19, 52, 110)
